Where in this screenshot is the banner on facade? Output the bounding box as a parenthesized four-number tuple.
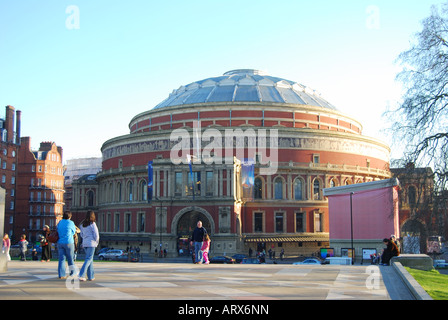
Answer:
(147, 161, 153, 204)
(241, 158, 255, 202)
(186, 154, 196, 200)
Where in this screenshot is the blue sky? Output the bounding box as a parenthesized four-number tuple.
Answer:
(0, 0, 445, 162)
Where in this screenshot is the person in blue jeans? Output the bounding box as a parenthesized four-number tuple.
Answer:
(78, 210, 100, 281)
(190, 221, 207, 264)
(57, 211, 78, 279)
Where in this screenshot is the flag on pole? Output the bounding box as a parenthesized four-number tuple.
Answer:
(147, 161, 153, 204)
(186, 154, 195, 200)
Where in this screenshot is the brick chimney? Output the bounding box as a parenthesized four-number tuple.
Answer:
(15, 110, 21, 144)
(5, 105, 15, 143)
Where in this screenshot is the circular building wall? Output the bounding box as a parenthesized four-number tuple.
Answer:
(97, 69, 391, 257)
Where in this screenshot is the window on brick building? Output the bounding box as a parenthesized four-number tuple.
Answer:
(275, 212, 284, 233)
(254, 177, 263, 199)
(254, 212, 263, 232)
(294, 178, 303, 200)
(274, 177, 283, 200)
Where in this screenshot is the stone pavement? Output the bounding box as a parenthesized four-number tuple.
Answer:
(0, 259, 414, 301)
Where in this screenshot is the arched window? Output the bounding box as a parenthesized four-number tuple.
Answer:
(127, 181, 133, 201)
(330, 179, 336, 188)
(108, 182, 113, 203)
(87, 190, 94, 207)
(274, 177, 283, 200)
(293, 178, 303, 200)
(139, 180, 147, 201)
(313, 179, 321, 200)
(117, 182, 122, 202)
(254, 177, 263, 199)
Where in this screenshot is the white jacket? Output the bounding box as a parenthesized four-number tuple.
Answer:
(80, 222, 100, 248)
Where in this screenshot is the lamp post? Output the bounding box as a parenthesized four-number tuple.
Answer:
(350, 192, 354, 265)
(156, 197, 162, 258)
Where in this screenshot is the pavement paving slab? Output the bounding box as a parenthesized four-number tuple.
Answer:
(0, 260, 415, 303)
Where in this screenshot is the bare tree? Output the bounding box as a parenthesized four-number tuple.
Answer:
(387, 3, 448, 239)
(387, 4, 448, 188)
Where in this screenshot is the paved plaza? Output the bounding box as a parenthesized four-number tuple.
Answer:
(0, 260, 414, 301)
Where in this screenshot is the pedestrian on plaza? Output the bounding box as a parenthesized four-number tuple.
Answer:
(32, 248, 38, 260)
(190, 221, 207, 264)
(200, 234, 211, 265)
(57, 211, 78, 279)
(19, 234, 28, 261)
(2, 234, 11, 261)
(78, 210, 99, 281)
(39, 225, 52, 262)
(381, 238, 400, 266)
(136, 246, 141, 261)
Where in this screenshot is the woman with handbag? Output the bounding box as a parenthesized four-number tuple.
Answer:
(77, 210, 100, 281)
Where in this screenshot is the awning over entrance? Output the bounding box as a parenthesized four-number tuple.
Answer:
(244, 234, 329, 243)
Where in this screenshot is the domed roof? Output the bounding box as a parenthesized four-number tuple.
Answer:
(153, 69, 337, 110)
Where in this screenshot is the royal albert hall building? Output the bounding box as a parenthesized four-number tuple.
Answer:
(87, 69, 391, 257)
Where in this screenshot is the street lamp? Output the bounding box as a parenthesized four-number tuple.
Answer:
(350, 192, 354, 265)
(155, 197, 162, 258)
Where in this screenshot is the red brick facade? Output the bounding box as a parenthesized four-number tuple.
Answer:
(15, 138, 64, 242)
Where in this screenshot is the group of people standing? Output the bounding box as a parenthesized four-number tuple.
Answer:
(2, 228, 53, 262)
(1, 210, 99, 282)
(190, 221, 211, 264)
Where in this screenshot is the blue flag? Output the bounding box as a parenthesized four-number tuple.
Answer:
(187, 155, 195, 200)
(147, 161, 153, 204)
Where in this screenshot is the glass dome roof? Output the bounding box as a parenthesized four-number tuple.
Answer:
(153, 69, 337, 110)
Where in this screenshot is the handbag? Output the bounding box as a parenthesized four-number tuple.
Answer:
(47, 230, 59, 243)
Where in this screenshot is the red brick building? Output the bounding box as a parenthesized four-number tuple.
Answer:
(15, 138, 64, 242)
(390, 165, 445, 253)
(75, 69, 391, 256)
(0, 105, 21, 241)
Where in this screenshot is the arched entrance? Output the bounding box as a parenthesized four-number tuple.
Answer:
(401, 219, 427, 254)
(172, 207, 214, 256)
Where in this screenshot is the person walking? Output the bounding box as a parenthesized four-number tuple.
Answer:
(200, 234, 211, 265)
(190, 221, 207, 264)
(40, 225, 52, 262)
(57, 211, 78, 279)
(2, 234, 11, 261)
(78, 210, 100, 281)
(19, 234, 28, 261)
